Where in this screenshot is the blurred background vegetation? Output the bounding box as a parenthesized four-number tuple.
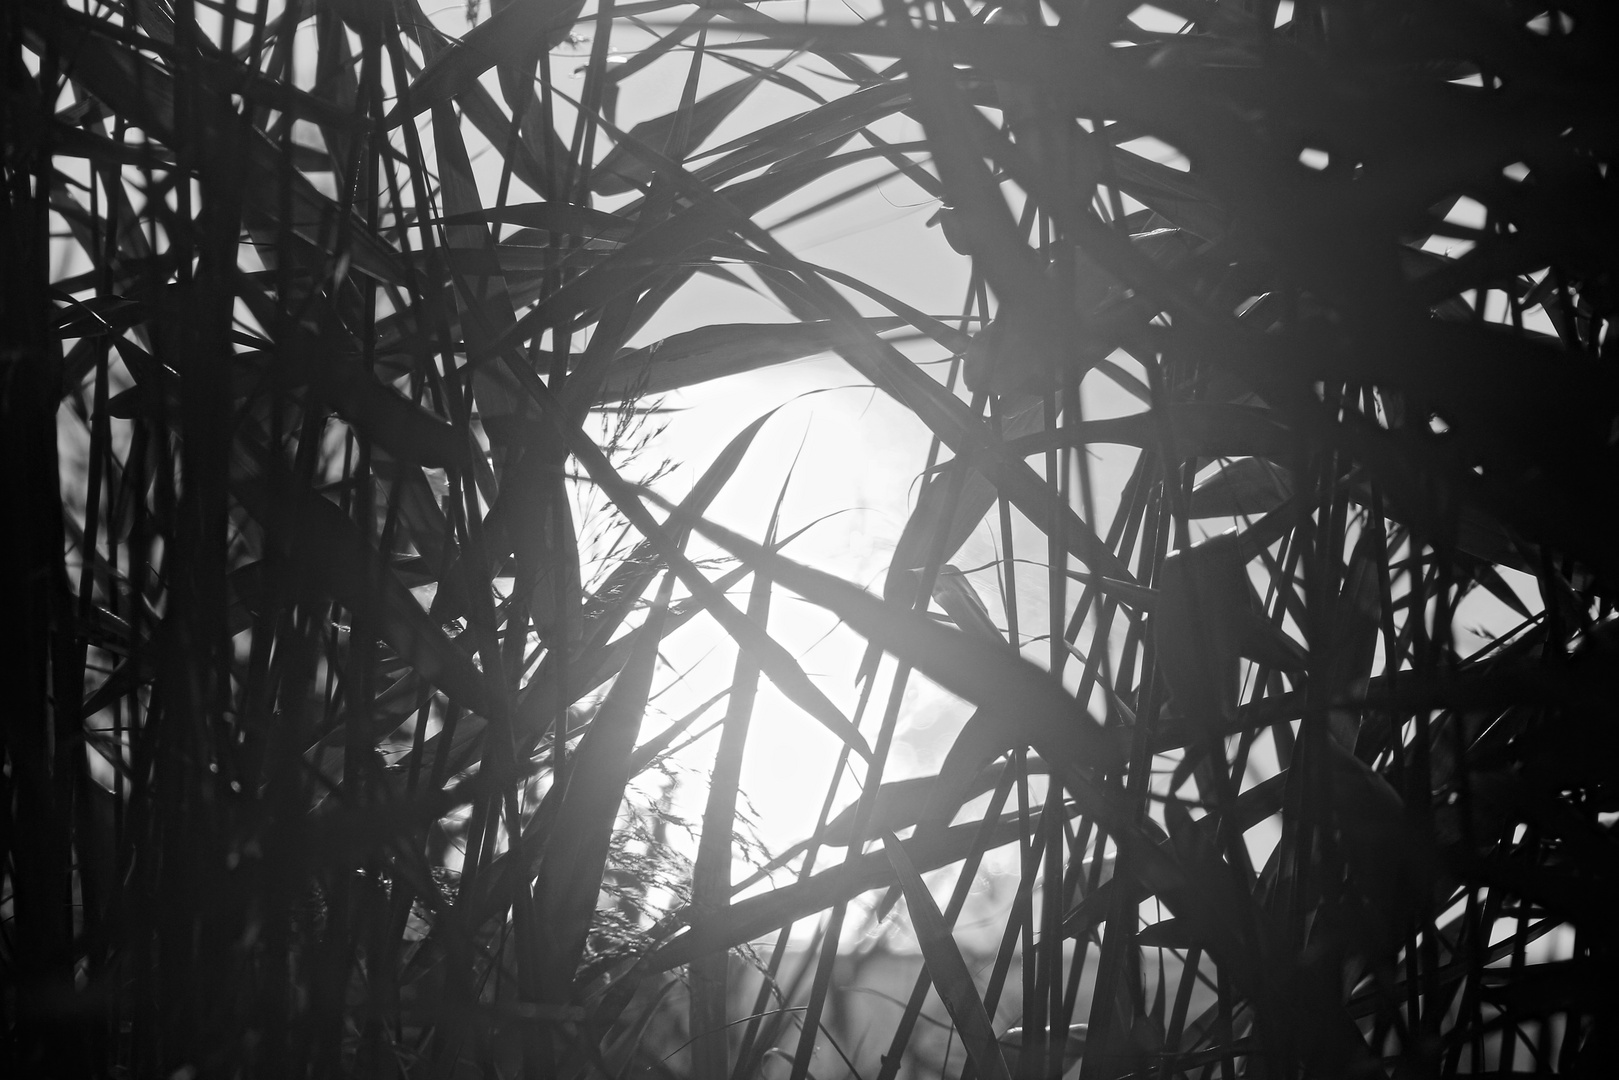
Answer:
(3, 0, 1617, 1077)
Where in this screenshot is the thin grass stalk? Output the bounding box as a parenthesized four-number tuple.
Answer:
(728, 686, 870, 1080)
(957, 796, 1051, 1080)
(787, 374, 988, 1078)
(785, 663, 908, 1080)
(873, 769, 1019, 1080)
(689, 561, 773, 1080)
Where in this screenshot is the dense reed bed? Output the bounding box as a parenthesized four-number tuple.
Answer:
(3, 0, 1616, 1077)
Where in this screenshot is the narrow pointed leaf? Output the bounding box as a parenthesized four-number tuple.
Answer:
(536, 572, 675, 997)
(593, 319, 906, 402)
(650, 812, 1043, 973)
(388, 0, 588, 125)
(655, 499, 1121, 774)
(882, 831, 1012, 1080)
